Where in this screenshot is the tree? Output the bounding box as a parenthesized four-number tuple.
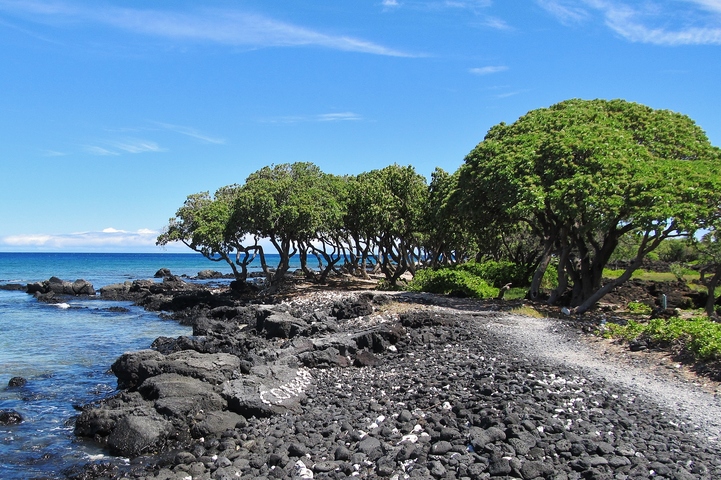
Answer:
(457, 98, 721, 312)
(698, 219, 721, 318)
(343, 165, 428, 285)
(371, 165, 428, 285)
(156, 185, 264, 283)
(423, 168, 477, 268)
(230, 162, 345, 284)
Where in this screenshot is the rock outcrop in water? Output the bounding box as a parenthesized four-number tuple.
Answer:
(0, 409, 23, 425)
(72, 287, 721, 480)
(25, 277, 95, 302)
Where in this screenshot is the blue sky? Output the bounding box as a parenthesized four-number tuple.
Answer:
(1, 0, 720, 252)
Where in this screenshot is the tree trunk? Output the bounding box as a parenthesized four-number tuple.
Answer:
(529, 238, 554, 300)
(548, 244, 570, 305)
(575, 254, 644, 314)
(704, 267, 721, 317)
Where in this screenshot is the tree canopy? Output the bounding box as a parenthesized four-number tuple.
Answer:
(456, 98, 721, 312)
(159, 98, 721, 314)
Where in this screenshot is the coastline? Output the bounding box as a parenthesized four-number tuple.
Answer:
(47, 274, 721, 480)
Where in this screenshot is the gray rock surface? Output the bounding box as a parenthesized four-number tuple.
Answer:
(73, 290, 721, 479)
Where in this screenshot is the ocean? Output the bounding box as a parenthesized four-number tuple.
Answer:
(0, 252, 289, 479)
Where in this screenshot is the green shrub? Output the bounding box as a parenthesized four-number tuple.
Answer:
(627, 301, 652, 315)
(456, 260, 526, 288)
(540, 264, 559, 290)
(603, 316, 721, 361)
(407, 268, 499, 298)
(669, 263, 685, 282)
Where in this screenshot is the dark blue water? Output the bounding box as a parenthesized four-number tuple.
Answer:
(0, 252, 287, 479)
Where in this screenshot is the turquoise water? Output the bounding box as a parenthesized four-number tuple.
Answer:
(0, 252, 280, 479)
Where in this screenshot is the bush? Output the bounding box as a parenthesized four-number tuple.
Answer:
(407, 268, 499, 298)
(604, 316, 721, 361)
(457, 260, 528, 288)
(627, 301, 652, 315)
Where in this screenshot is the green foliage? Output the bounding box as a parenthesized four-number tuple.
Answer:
(407, 268, 499, 298)
(657, 239, 698, 263)
(540, 263, 559, 290)
(456, 260, 528, 288)
(605, 317, 721, 361)
(626, 301, 652, 315)
(456, 98, 721, 311)
(669, 262, 684, 281)
(348, 164, 428, 285)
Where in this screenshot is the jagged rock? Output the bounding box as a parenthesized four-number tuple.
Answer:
(257, 312, 308, 339)
(137, 373, 226, 418)
(0, 409, 23, 425)
(106, 414, 174, 457)
(223, 365, 312, 417)
(26, 277, 95, 297)
(190, 411, 245, 438)
(112, 350, 241, 389)
(8, 376, 26, 387)
(331, 297, 373, 319)
(154, 268, 173, 278)
(196, 269, 223, 279)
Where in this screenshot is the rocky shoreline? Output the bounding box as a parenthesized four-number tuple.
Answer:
(11, 274, 721, 479)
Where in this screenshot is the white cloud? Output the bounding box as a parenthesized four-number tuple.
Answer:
(599, 1, 721, 45)
(316, 112, 363, 122)
(382, 0, 400, 7)
(83, 139, 166, 156)
(495, 89, 527, 98)
(0, 228, 173, 252)
(478, 16, 513, 31)
(687, 0, 721, 14)
(261, 112, 364, 124)
(152, 122, 226, 144)
(470, 65, 508, 75)
(0, 0, 414, 56)
(83, 145, 120, 156)
(538, 0, 721, 45)
(41, 149, 68, 157)
(113, 139, 166, 154)
(535, 0, 590, 24)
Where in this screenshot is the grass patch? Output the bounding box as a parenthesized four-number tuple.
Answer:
(602, 268, 704, 291)
(604, 316, 721, 362)
(504, 287, 529, 300)
(626, 301, 652, 315)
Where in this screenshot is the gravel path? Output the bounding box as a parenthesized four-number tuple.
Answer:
(476, 312, 721, 446)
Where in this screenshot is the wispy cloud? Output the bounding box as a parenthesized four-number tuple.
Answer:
(316, 112, 363, 122)
(112, 139, 165, 154)
(83, 138, 166, 156)
(441, 0, 492, 10)
(687, 0, 721, 14)
(495, 89, 527, 98)
(0, 228, 167, 251)
(470, 65, 508, 75)
(477, 16, 513, 31)
(537, 0, 721, 45)
(83, 145, 120, 156)
(0, 0, 414, 56)
(152, 122, 225, 144)
(261, 112, 364, 124)
(41, 149, 68, 157)
(535, 0, 590, 25)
